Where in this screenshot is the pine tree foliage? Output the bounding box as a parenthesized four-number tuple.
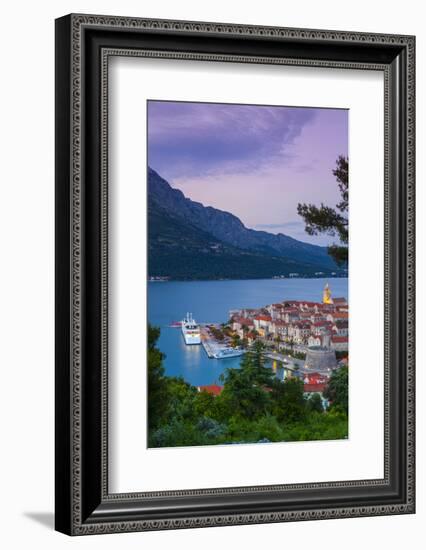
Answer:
(297, 155, 348, 265)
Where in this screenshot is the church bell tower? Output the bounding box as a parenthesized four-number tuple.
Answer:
(323, 283, 333, 304)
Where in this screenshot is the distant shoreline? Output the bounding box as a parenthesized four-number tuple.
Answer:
(148, 275, 348, 283)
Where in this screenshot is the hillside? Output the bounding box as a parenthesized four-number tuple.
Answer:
(148, 202, 333, 280)
(148, 167, 344, 280)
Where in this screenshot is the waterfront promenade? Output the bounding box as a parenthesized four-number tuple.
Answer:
(200, 326, 244, 359)
(200, 326, 217, 358)
(265, 351, 301, 372)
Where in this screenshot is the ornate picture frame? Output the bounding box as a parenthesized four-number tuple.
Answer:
(55, 14, 415, 535)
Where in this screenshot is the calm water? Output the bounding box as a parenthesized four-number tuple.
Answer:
(148, 278, 348, 386)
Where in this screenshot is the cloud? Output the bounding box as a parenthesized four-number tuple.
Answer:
(147, 101, 348, 247)
(148, 100, 317, 179)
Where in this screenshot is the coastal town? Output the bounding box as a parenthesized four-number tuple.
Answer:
(197, 283, 349, 409)
(228, 283, 348, 352)
(147, 103, 350, 447)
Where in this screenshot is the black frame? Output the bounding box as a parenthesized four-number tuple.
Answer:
(55, 14, 415, 535)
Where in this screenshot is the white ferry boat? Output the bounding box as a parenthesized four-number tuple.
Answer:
(181, 313, 201, 345)
(213, 348, 245, 359)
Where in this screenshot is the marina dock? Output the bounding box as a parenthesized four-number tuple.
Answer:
(200, 326, 215, 357)
(200, 326, 245, 359)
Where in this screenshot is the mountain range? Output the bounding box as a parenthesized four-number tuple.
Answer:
(148, 167, 344, 280)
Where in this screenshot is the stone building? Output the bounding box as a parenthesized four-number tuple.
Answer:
(304, 345, 337, 372)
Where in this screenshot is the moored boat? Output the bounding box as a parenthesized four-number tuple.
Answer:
(181, 313, 201, 345)
(213, 348, 245, 359)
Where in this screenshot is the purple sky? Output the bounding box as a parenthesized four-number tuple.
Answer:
(148, 100, 348, 246)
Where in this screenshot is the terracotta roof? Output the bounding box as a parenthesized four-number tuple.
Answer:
(288, 300, 321, 307)
(254, 315, 271, 321)
(295, 321, 311, 328)
(331, 312, 349, 319)
(233, 317, 252, 326)
(304, 383, 326, 393)
(197, 384, 223, 396)
(331, 336, 348, 343)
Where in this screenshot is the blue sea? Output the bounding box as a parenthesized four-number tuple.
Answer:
(148, 278, 348, 386)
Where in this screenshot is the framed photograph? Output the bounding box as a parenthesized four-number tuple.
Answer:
(55, 14, 415, 535)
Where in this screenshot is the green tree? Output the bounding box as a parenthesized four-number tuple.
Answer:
(219, 341, 274, 420)
(323, 366, 348, 413)
(193, 390, 216, 418)
(297, 155, 348, 265)
(211, 326, 224, 341)
(219, 367, 269, 420)
(270, 377, 306, 422)
(250, 340, 273, 378)
(230, 334, 241, 348)
(167, 376, 198, 421)
(147, 325, 170, 430)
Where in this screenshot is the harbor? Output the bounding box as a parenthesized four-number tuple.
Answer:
(200, 325, 245, 359)
(173, 314, 246, 360)
(174, 315, 332, 385)
(148, 277, 348, 386)
(167, 280, 346, 386)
